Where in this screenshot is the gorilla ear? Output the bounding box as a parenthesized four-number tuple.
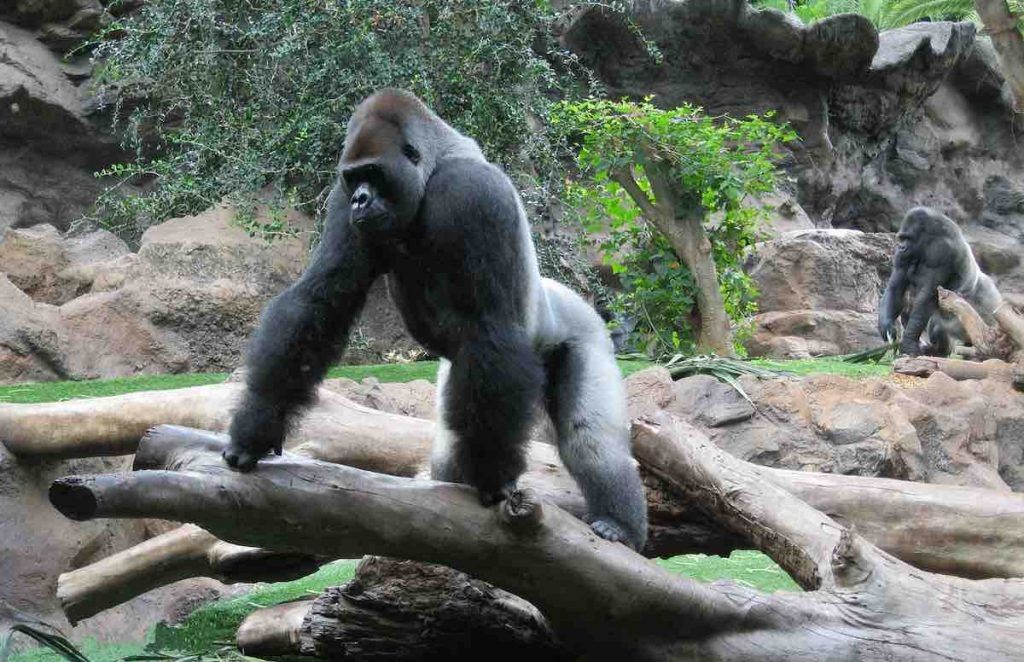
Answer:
(402, 143, 421, 165)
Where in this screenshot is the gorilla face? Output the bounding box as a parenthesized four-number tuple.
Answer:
(894, 207, 931, 266)
(339, 92, 430, 237)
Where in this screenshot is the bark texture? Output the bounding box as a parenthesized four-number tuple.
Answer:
(974, 0, 1024, 113)
(237, 557, 567, 660)
(58, 523, 321, 624)
(48, 423, 1024, 661)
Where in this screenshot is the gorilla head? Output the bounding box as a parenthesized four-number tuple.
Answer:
(338, 89, 474, 237)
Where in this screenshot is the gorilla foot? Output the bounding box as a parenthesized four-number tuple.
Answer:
(478, 480, 518, 507)
(591, 518, 632, 548)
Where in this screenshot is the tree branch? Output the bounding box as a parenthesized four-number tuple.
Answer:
(50, 425, 748, 658)
(58, 524, 321, 624)
(49, 424, 1024, 659)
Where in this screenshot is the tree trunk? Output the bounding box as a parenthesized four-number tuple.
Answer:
(48, 420, 1024, 660)
(612, 166, 737, 356)
(58, 523, 322, 624)
(237, 557, 568, 660)
(974, 0, 1024, 114)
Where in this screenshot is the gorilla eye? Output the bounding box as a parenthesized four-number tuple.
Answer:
(402, 143, 421, 165)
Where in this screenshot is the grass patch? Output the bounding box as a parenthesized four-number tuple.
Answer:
(657, 550, 801, 593)
(0, 360, 655, 404)
(749, 357, 891, 379)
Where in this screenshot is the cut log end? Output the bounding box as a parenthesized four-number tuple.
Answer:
(499, 488, 544, 533)
(50, 477, 98, 521)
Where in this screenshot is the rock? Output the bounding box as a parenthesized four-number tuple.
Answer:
(323, 377, 437, 420)
(670, 374, 754, 427)
(0, 202, 321, 382)
(0, 442, 239, 646)
(0, 224, 131, 304)
(742, 230, 894, 356)
(0, 275, 65, 382)
(747, 229, 894, 313)
(665, 371, 1022, 490)
(0, 21, 123, 235)
(346, 279, 422, 365)
(563, 3, 1022, 301)
(624, 367, 675, 420)
(117, 203, 316, 374)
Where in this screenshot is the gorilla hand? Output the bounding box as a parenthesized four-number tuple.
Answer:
(223, 393, 288, 471)
(878, 315, 899, 343)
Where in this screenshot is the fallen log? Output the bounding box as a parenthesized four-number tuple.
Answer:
(0, 383, 431, 475)
(49, 422, 1024, 660)
(893, 355, 1024, 389)
(236, 557, 567, 660)
(57, 523, 322, 624)
(936, 286, 1009, 359)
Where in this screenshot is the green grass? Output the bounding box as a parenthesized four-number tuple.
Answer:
(657, 550, 801, 593)
(750, 357, 891, 379)
(0, 359, 656, 404)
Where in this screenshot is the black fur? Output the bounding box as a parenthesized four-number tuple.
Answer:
(224, 89, 647, 549)
(878, 206, 1001, 357)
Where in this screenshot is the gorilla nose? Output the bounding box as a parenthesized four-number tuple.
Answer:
(351, 183, 374, 210)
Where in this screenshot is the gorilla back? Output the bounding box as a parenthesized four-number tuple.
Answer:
(878, 206, 1002, 356)
(223, 89, 648, 551)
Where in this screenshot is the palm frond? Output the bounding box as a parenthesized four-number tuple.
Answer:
(0, 624, 90, 662)
(661, 355, 790, 404)
(835, 343, 895, 363)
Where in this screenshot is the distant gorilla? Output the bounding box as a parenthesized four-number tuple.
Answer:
(878, 206, 1003, 356)
(223, 89, 648, 550)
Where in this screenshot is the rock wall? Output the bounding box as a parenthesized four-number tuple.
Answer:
(563, 0, 1024, 355)
(0, 205, 316, 383)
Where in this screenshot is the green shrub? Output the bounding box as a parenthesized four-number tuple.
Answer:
(87, 0, 585, 241)
(552, 98, 795, 357)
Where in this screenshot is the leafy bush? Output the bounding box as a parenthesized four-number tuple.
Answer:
(87, 0, 585, 240)
(754, 0, 1023, 32)
(553, 98, 795, 357)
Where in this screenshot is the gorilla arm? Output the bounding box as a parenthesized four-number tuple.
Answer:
(224, 187, 384, 470)
(878, 259, 909, 343)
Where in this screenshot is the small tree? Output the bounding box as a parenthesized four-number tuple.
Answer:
(553, 98, 796, 357)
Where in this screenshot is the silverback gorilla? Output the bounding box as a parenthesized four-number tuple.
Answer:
(879, 206, 1002, 357)
(223, 89, 648, 550)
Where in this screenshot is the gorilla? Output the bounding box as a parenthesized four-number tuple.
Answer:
(223, 89, 648, 550)
(878, 206, 1003, 357)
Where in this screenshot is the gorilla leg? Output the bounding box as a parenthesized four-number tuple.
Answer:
(437, 328, 544, 505)
(924, 315, 955, 357)
(900, 279, 941, 356)
(430, 359, 466, 484)
(544, 338, 648, 551)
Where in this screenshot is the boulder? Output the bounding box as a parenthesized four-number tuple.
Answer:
(743, 229, 894, 357)
(0, 21, 123, 235)
(665, 369, 1023, 491)
(0, 275, 64, 382)
(0, 224, 131, 304)
(0, 442, 242, 646)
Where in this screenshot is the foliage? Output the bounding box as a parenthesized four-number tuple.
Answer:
(552, 98, 796, 357)
(85, 0, 591, 241)
(659, 354, 789, 403)
(754, 0, 1024, 32)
